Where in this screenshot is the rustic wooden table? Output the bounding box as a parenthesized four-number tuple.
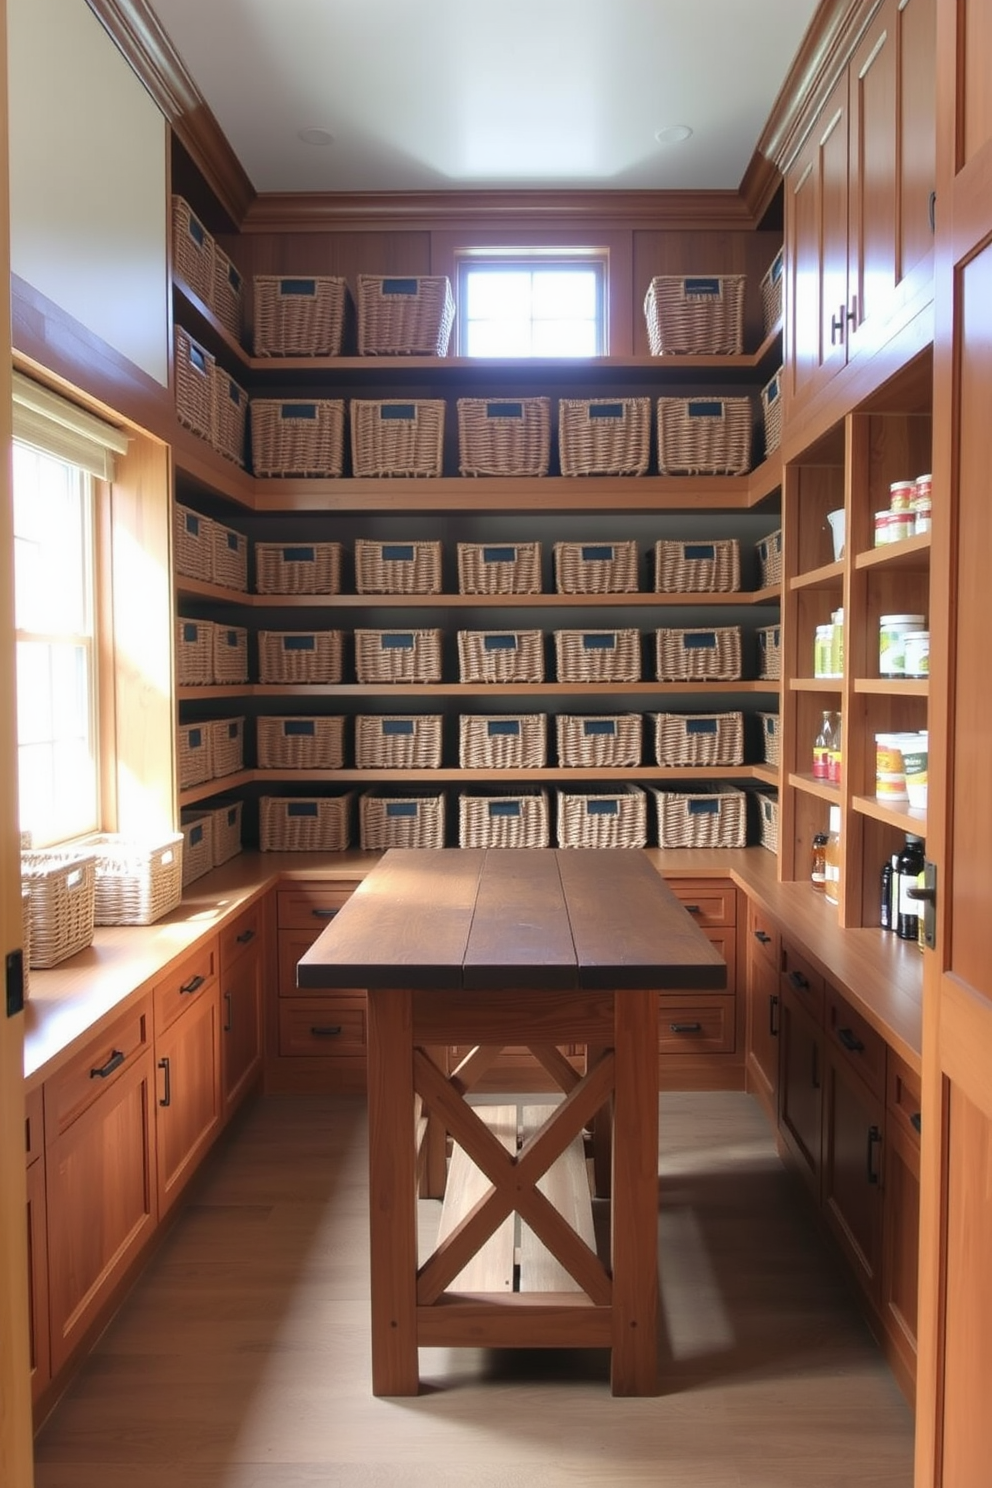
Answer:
(298, 847, 725, 1397)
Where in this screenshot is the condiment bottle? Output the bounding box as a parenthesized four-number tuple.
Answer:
(811, 833, 829, 891)
(827, 711, 842, 784)
(824, 806, 842, 907)
(895, 833, 926, 940)
(813, 710, 833, 779)
(880, 859, 893, 930)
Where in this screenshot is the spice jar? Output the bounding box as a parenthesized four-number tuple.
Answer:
(879, 614, 926, 676)
(904, 630, 930, 678)
(874, 510, 894, 546)
(912, 473, 932, 535)
(889, 480, 916, 512)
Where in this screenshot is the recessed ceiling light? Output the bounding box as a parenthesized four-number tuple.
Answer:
(298, 127, 334, 146)
(655, 125, 693, 146)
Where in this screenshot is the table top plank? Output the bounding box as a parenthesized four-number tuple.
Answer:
(462, 851, 577, 991)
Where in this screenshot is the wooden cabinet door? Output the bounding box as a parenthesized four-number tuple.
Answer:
(883, 1112, 920, 1387)
(847, 0, 899, 360)
(25, 1151, 49, 1403)
(221, 942, 262, 1117)
(155, 986, 221, 1217)
(822, 1049, 885, 1302)
(778, 984, 823, 1198)
(746, 946, 780, 1120)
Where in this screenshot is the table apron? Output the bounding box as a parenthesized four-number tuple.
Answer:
(408, 986, 620, 1044)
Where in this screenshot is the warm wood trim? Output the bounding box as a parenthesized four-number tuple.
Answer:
(738, 149, 784, 225)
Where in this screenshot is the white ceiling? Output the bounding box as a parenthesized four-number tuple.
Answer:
(144, 0, 819, 194)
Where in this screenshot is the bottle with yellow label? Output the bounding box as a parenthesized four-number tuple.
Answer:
(824, 806, 842, 907)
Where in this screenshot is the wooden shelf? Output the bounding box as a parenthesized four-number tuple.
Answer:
(854, 532, 931, 570)
(789, 559, 845, 591)
(174, 580, 782, 609)
(178, 771, 254, 806)
(852, 793, 928, 835)
(178, 679, 780, 702)
(790, 677, 844, 692)
(788, 773, 842, 804)
(853, 677, 929, 697)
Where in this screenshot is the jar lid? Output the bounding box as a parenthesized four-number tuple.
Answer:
(880, 614, 925, 624)
(903, 630, 929, 639)
(915, 473, 932, 483)
(890, 480, 916, 491)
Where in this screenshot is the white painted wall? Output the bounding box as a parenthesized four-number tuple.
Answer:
(7, 0, 169, 386)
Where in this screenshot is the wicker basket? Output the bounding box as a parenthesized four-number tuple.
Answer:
(211, 366, 249, 466)
(756, 528, 783, 589)
(176, 619, 215, 686)
(761, 249, 784, 337)
(652, 711, 745, 767)
(558, 397, 651, 477)
(757, 624, 782, 680)
(459, 713, 547, 770)
(260, 794, 353, 852)
(21, 849, 97, 968)
(209, 716, 245, 777)
(458, 629, 544, 684)
(354, 714, 443, 769)
(757, 790, 779, 852)
(84, 832, 184, 925)
(654, 539, 741, 594)
(255, 541, 342, 595)
(554, 629, 641, 683)
(758, 711, 781, 766)
(656, 626, 742, 681)
(253, 275, 348, 356)
(657, 396, 752, 476)
(250, 398, 345, 477)
(173, 502, 214, 582)
(257, 715, 346, 771)
(643, 274, 745, 355)
(180, 811, 214, 886)
(457, 397, 551, 476)
(355, 539, 442, 595)
(209, 798, 243, 866)
(653, 786, 747, 849)
(359, 790, 446, 850)
(174, 326, 215, 441)
(554, 540, 639, 594)
(355, 629, 443, 684)
(459, 790, 550, 849)
(556, 786, 647, 850)
(457, 541, 542, 595)
(258, 630, 344, 685)
(356, 274, 455, 356)
(556, 713, 642, 769)
(213, 625, 249, 685)
(172, 196, 214, 302)
(351, 399, 445, 478)
(761, 368, 784, 457)
(177, 722, 213, 789)
(211, 244, 244, 341)
(210, 521, 248, 591)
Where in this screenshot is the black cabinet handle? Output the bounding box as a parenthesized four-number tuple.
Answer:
(180, 974, 205, 995)
(754, 929, 772, 944)
(831, 306, 846, 344)
(769, 993, 780, 1038)
(837, 1026, 865, 1054)
(788, 970, 810, 992)
(310, 1024, 343, 1037)
(683, 904, 701, 915)
(223, 990, 232, 1033)
(236, 928, 255, 944)
(910, 1111, 922, 1135)
(158, 1056, 171, 1108)
(845, 296, 858, 326)
(866, 1124, 882, 1185)
(811, 1042, 820, 1091)
(928, 189, 936, 233)
(90, 1049, 125, 1080)
(311, 908, 338, 920)
(669, 1022, 703, 1035)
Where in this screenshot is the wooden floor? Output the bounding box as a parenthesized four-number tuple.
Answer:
(33, 1091, 915, 1487)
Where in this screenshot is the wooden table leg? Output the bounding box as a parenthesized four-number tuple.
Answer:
(367, 986, 420, 1396)
(585, 1042, 613, 1199)
(609, 988, 659, 1396)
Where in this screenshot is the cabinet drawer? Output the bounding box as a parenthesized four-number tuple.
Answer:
(44, 999, 152, 1142)
(665, 878, 736, 928)
(658, 995, 736, 1055)
(746, 899, 780, 971)
(154, 939, 218, 1035)
(781, 941, 825, 1023)
(826, 987, 887, 1100)
(279, 996, 367, 1057)
(887, 1048, 923, 1150)
(277, 882, 359, 930)
(25, 1085, 44, 1165)
(219, 900, 262, 969)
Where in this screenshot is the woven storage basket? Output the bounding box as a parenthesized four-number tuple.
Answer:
(761, 368, 784, 458)
(174, 326, 215, 440)
(457, 397, 551, 476)
(257, 715, 346, 771)
(250, 398, 344, 477)
(21, 849, 96, 967)
(355, 628, 443, 684)
(757, 623, 782, 680)
(556, 786, 647, 850)
(210, 521, 247, 590)
(85, 832, 184, 925)
(457, 541, 542, 595)
(554, 540, 639, 594)
(554, 629, 641, 683)
(656, 626, 742, 681)
(757, 790, 779, 853)
(758, 711, 781, 766)
(258, 630, 343, 685)
(211, 366, 248, 466)
(213, 624, 249, 685)
(173, 502, 214, 582)
(654, 538, 741, 594)
(459, 713, 547, 770)
(254, 541, 342, 595)
(209, 799, 243, 867)
(459, 790, 550, 849)
(657, 396, 752, 475)
(351, 399, 445, 477)
(558, 397, 651, 477)
(356, 274, 455, 356)
(177, 722, 213, 789)
(556, 713, 642, 769)
(761, 248, 784, 336)
(457, 629, 544, 684)
(253, 275, 348, 356)
(180, 811, 214, 886)
(652, 711, 744, 767)
(210, 244, 244, 341)
(355, 538, 442, 595)
(756, 528, 783, 589)
(172, 196, 214, 302)
(260, 794, 353, 852)
(359, 790, 446, 850)
(653, 786, 748, 849)
(209, 716, 245, 777)
(176, 619, 215, 686)
(643, 274, 745, 355)
(354, 714, 443, 769)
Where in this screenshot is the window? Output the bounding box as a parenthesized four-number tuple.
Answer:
(456, 253, 607, 357)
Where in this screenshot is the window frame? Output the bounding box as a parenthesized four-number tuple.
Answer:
(454, 248, 610, 358)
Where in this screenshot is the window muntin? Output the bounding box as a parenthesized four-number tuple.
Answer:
(457, 255, 607, 357)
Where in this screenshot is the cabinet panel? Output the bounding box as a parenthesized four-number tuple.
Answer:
(155, 985, 221, 1216)
(279, 997, 367, 1058)
(658, 995, 736, 1055)
(665, 878, 737, 928)
(221, 939, 263, 1116)
(746, 939, 781, 1118)
(218, 898, 263, 967)
(847, 3, 898, 361)
(277, 883, 359, 930)
(825, 984, 887, 1100)
(781, 940, 825, 1023)
(153, 939, 218, 1036)
(778, 984, 824, 1196)
(823, 1047, 885, 1301)
(883, 1113, 920, 1378)
(25, 1151, 49, 1402)
(44, 1003, 152, 1140)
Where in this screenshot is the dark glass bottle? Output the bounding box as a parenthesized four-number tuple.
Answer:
(810, 833, 829, 892)
(895, 834, 926, 940)
(880, 859, 893, 930)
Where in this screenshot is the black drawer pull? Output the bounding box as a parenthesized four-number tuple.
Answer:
(310, 1024, 343, 1037)
(236, 928, 256, 945)
(180, 974, 206, 995)
(683, 904, 701, 914)
(837, 1026, 865, 1054)
(223, 990, 233, 1033)
(788, 970, 810, 992)
(754, 929, 772, 945)
(158, 1056, 172, 1108)
(910, 1111, 922, 1135)
(769, 994, 779, 1037)
(669, 1021, 703, 1035)
(90, 1049, 125, 1080)
(311, 908, 338, 920)
(866, 1124, 882, 1185)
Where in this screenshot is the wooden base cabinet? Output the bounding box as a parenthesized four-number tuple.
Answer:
(273, 881, 367, 1091)
(659, 879, 742, 1090)
(219, 899, 264, 1120)
(822, 1004, 886, 1303)
(744, 900, 781, 1120)
(24, 1087, 49, 1403)
(883, 1050, 921, 1389)
(153, 941, 221, 1217)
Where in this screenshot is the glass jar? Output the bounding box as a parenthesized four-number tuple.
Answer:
(811, 833, 828, 892)
(813, 710, 833, 779)
(879, 614, 926, 677)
